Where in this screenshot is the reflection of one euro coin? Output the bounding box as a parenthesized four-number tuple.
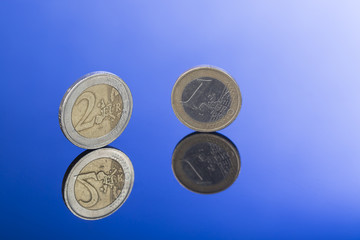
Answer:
(171, 66, 242, 132)
(172, 132, 240, 194)
(62, 148, 134, 220)
(59, 72, 133, 149)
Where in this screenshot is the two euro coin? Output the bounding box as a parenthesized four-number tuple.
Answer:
(59, 72, 133, 149)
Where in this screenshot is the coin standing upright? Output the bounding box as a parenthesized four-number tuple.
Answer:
(171, 66, 242, 132)
(59, 72, 133, 149)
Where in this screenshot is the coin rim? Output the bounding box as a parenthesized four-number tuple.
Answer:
(172, 132, 241, 194)
(171, 66, 242, 132)
(59, 71, 133, 149)
(63, 148, 135, 220)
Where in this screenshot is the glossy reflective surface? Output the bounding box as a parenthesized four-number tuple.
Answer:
(62, 148, 134, 220)
(172, 132, 240, 194)
(1, 1, 360, 239)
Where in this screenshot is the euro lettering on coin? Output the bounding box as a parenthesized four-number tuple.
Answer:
(59, 72, 133, 149)
(62, 148, 134, 220)
(172, 132, 240, 194)
(171, 66, 242, 132)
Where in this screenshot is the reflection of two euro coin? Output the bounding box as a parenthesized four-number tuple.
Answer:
(172, 132, 240, 194)
(62, 148, 134, 220)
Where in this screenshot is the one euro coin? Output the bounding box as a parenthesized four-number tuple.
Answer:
(171, 66, 241, 132)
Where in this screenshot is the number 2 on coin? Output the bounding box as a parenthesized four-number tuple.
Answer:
(77, 172, 99, 208)
(74, 92, 96, 132)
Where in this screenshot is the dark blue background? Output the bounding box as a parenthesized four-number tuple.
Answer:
(1, 1, 359, 239)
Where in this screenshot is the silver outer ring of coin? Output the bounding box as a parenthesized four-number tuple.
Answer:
(172, 133, 240, 194)
(171, 66, 242, 132)
(63, 148, 135, 220)
(59, 71, 133, 149)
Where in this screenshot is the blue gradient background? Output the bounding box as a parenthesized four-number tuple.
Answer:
(1, 1, 360, 239)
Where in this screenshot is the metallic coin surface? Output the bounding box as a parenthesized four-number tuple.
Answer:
(172, 132, 240, 194)
(171, 66, 242, 132)
(62, 148, 134, 220)
(59, 72, 133, 149)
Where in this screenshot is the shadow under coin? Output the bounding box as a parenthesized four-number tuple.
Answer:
(172, 132, 241, 194)
(62, 147, 134, 220)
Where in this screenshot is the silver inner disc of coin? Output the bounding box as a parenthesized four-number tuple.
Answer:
(63, 148, 134, 220)
(59, 72, 133, 149)
(181, 77, 232, 123)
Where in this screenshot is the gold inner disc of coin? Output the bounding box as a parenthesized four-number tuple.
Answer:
(74, 157, 125, 210)
(71, 84, 123, 138)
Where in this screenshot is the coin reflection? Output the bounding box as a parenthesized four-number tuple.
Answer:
(172, 132, 240, 194)
(62, 147, 134, 220)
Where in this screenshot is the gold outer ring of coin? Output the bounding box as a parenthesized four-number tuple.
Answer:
(171, 66, 242, 132)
